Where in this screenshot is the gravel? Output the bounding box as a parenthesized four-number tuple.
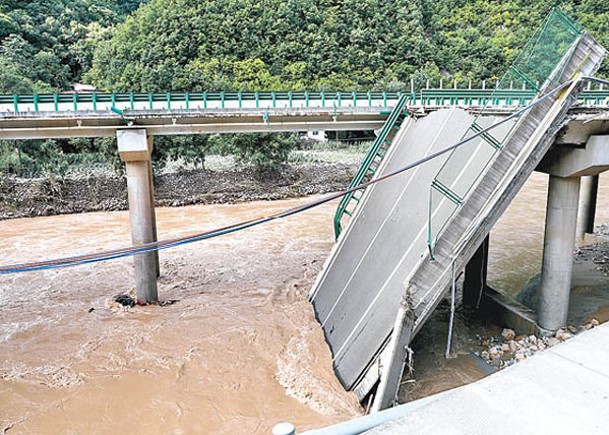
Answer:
(475, 319, 600, 370)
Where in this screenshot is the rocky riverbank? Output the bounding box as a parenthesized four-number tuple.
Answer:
(474, 320, 599, 370)
(0, 163, 356, 220)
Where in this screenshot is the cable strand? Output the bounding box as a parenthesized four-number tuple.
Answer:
(0, 80, 574, 275)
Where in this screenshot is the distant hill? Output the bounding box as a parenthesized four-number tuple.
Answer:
(85, 0, 609, 93)
(0, 0, 147, 93)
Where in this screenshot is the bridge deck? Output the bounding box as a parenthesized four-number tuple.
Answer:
(0, 105, 606, 140)
(309, 24, 607, 408)
(0, 107, 389, 139)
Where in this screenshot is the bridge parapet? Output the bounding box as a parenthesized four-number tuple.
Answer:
(0, 88, 607, 115)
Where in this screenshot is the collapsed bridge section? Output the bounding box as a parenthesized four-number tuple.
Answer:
(310, 9, 607, 410)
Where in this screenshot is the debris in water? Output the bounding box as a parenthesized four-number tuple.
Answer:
(114, 294, 136, 307)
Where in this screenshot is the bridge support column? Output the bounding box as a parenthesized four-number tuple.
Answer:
(117, 129, 158, 304)
(147, 136, 160, 278)
(537, 175, 580, 335)
(576, 174, 598, 241)
(536, 135, 609, 334)
(463, 236, 489, 309)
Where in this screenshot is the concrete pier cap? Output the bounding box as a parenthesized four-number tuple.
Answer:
(116, 128, 159, 304)
(117, 129, 152, 161)
(538, 135, 609, 178)
(536, 134, 609, 335)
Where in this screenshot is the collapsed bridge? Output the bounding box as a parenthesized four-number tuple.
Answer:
(309, 9, 608, 411)
(0, 8, 608, 419)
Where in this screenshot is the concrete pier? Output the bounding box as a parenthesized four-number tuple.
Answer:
(576, 174, 599, 240)
(463, 237, 489, 309)
(536, 135, 609, 334)
(537, 175, 580, 334)
(117, 129, 159, 303)
(146, 136, 160, 278)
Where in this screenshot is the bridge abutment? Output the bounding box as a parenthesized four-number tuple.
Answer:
(117, 129, 159, 303)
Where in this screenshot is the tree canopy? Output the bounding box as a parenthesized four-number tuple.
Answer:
(0, 0, 147, 93)
(84, 0, 609, 93)
(1, 0, 607, 94)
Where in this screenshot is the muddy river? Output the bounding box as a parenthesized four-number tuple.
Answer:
(1, 172, 608, 433)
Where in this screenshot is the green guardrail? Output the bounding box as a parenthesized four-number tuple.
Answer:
(0, 91, 404, 113)
(1, 88, 608, 113)
(333, 94, 412, 239)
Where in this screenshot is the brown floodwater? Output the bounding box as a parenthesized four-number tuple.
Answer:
(0, 198, 361, 434)
(2, 172, 609, 433)
(489, 172, 609, 295)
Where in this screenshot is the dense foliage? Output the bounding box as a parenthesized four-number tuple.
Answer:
(2, 0, 607, 94)
(86, 0, 608, 92)
(0, 0, 147, 93)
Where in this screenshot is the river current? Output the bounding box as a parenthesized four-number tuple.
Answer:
(1, 172, 608, 433)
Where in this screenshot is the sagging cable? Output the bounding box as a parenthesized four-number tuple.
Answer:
(0, 80, 574, 275)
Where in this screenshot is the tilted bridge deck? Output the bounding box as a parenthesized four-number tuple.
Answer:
(309, 9, 607, 411)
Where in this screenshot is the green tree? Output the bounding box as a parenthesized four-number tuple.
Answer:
(86, 0, 433, 92)
(222, 133, 299, 172)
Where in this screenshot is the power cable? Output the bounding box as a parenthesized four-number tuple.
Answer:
(0, 79, 575, 275)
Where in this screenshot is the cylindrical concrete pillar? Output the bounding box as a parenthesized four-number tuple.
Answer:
(575, 174, 598, 241)
(147, 136, 160, 278)
(125, 160, 159, 303)
(117, 129, 159, 304)
(538, 175, 580, 334)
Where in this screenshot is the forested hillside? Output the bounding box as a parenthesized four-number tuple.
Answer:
(0, 0, 146, 93)
(1, 1, 606, 93)
(86, 0, 608, 92)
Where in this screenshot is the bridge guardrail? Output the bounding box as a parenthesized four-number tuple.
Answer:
(0, 88, 607, 113)
(333, 94, 412, 238)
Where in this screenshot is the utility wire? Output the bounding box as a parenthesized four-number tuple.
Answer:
(582, 76, 609, 87)
(0, 79, 575, 275)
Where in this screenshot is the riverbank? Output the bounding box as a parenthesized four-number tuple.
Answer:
(0, 162, 357, 220)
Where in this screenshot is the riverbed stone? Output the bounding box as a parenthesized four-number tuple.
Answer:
(556, 329, 574, 341)
(546, 337, 560, 347)
(501, 328, 516, 340)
